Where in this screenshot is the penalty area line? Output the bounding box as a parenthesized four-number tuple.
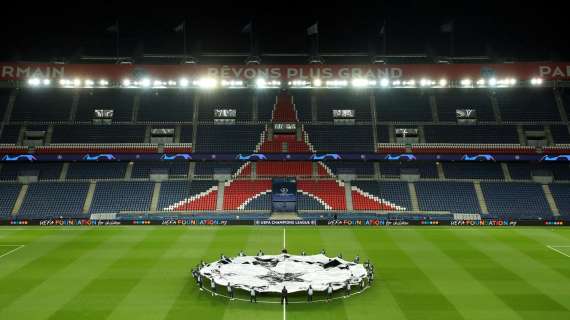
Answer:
(0, 245, 25, 259)
(547, 245, 570, 258)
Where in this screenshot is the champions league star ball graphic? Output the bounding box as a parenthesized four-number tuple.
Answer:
(199, 253, 369, 294)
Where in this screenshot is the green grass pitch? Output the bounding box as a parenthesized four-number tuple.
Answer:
(1, 226, 570, 320)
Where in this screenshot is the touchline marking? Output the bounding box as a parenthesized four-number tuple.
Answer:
(547, 245, 570, 258)
(0, 245, 25, 259)
(283, 228, 286, 249)
(283, 228, 286, 320)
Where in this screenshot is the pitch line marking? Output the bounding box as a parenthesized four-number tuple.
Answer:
(547, 245, 570, 258)
(0, 245, 25, 259)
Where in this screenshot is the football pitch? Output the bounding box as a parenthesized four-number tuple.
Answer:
(0, 226, 569, 320)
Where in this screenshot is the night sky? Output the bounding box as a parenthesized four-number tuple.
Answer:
(1, 0, 567, 63)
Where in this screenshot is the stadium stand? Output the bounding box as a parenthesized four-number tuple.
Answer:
(132, 161, 189, 178)
(495, 88, 560, 121)
(11, 89, 72, 121)
(481, 182, 551, 216)
(19, 182, 89, 217)
(67, 162, 127, 179)
(0, 183, 21, 216)
(0, 163, 62, 180)
(423, 125, 519, 144)
(415, 181, 481, 214)
(376, 91, 432, 121)
(549, 183, 570, 215)
(195, 125, 264, 152)
(435, 89, 495, 121)
(138, 91, 193, 122)
(442, 162, 504, 180)
(90, 181, 154, 213)
(52, 124, 146, 143)
(199, 91, 252, 121)
(315, 90, 371, 121)
(76, 90, 134, 122)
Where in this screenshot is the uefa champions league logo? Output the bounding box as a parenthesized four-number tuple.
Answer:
(280, 187, 289, 193)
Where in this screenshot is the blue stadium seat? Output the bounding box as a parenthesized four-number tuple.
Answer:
(0, 163, 62, 181)
(67, 163, 127, 179)
(195, 125, 264, 152)
(291, 91, 312, 122)
(496, 89, 560, 121)
(0, 125, 21, 144)
(90, 181, 154, 213)
(352, 180, 412, 210)
(0, 184, 21, 216)
(442, 162, 504, 180)
(415, 181, 481, 214)
(19, 182, 89, 217)
(380, 162, 438, 178)
(376, 91, 432, 121)
(316, 90, 371, 122)
(132, 161, 189, 178)
(435, 89, 495, 121)
(76, 89, 134, 122)
(424, 125, 519, 144)
(297, 192, 328, 210)
(481, 182, 551, 216)
(242, 192, 272, 210)
(158, 180, 217, 210)
(138, 91, 193, 122)
(52, 125, 145, 143)
(12, 89, 72, 121)
(549, 184, 570, 215)
(304, 125, 374, 152)
(199, 91, 252, 121)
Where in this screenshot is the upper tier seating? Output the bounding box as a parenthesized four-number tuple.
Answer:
(257, 89, 280, 121)
(11, 89, 72, 121)
(324, 162, 375, 176)
(424, 125, 519, 143)
(52, 125, 146, 143)
(496, 89, 560, 121)
(195, 125, 264, 152)
(0, 89, 10, 118)
(376, 91, 432, 121)
(0, 125, 21, 144)
(290, 91, 312, 122)
(380, 162, 438, 178)
(0, 183, 20, 216)
(316, 90, 371, 122)
(199, 91, 252, 121)
(550, 125, 570, 144)
(77, 90, 134, 122)
(138, 91, 193, 122)
(194, 162, 244, 176)
(415, 181, 481, 214)
(303, 125, 374, 152)
(19, 182, 89, 217)
(435, 89, 495, 121)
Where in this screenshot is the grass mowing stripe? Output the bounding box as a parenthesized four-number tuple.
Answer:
(164, 228, 240, 320)
(499, 230, 570, 280)
(220, 227, 283, 320)
(45, 228, 170, 320)
(443, 230, 569, 319)
(350, 229, 410, 320)
(385, 229, 467, 320)
(0, 229, 138, 320)
(0, 229, 99, 311)
(103, 229, 198, 320)
(418, 229, 524, 320)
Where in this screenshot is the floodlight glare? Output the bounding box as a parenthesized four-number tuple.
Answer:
(531, 78, 543, 86)
(351, 78, 368, 87)
(179, 78, 189, 87)
(99, 79, 109, 86)
(122, 79, 131, 87)
(198, 78, 218, 89)
(438, 79, 447, 87)
(313, 78, 322, 87)
(85, 79, 94, 86)
(509, 78, 517, 85)
(73, 79, 81, 87)
(380, 78, 390, 87)
(461, 79, 472, 87)
(28, 78, 40, 86)
(420, 79, 430, 87)
(488, 78, 497, 86)
(256, 78, 267, 88)
(476, 79, 485, 86)
(59, 79, 68, 86)
(140, 78, 151, 87)
(153, 80, 163, 87)
(42, 79, 51, 86)
(392, 80, 401, 86)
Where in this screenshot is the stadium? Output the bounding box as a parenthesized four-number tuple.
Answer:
(1, 3, 570, 319)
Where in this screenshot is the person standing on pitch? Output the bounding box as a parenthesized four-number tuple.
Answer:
(281, 286, 289, 305)
(228, 282, 234, 300)
(302, 251, 306, 256)
(197, 274, 203, 291)
(257, 249, 264, 256)
(345, 281, 351, 297)
(239, 250, 245, 257)
(211, 279, 216, 296)
(326, 283, 333, 302)
(354, 255, 360, 263)
(250, 288, 257, 303)
(320, 249, 326, 255)
(307, 285, 313, 302)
